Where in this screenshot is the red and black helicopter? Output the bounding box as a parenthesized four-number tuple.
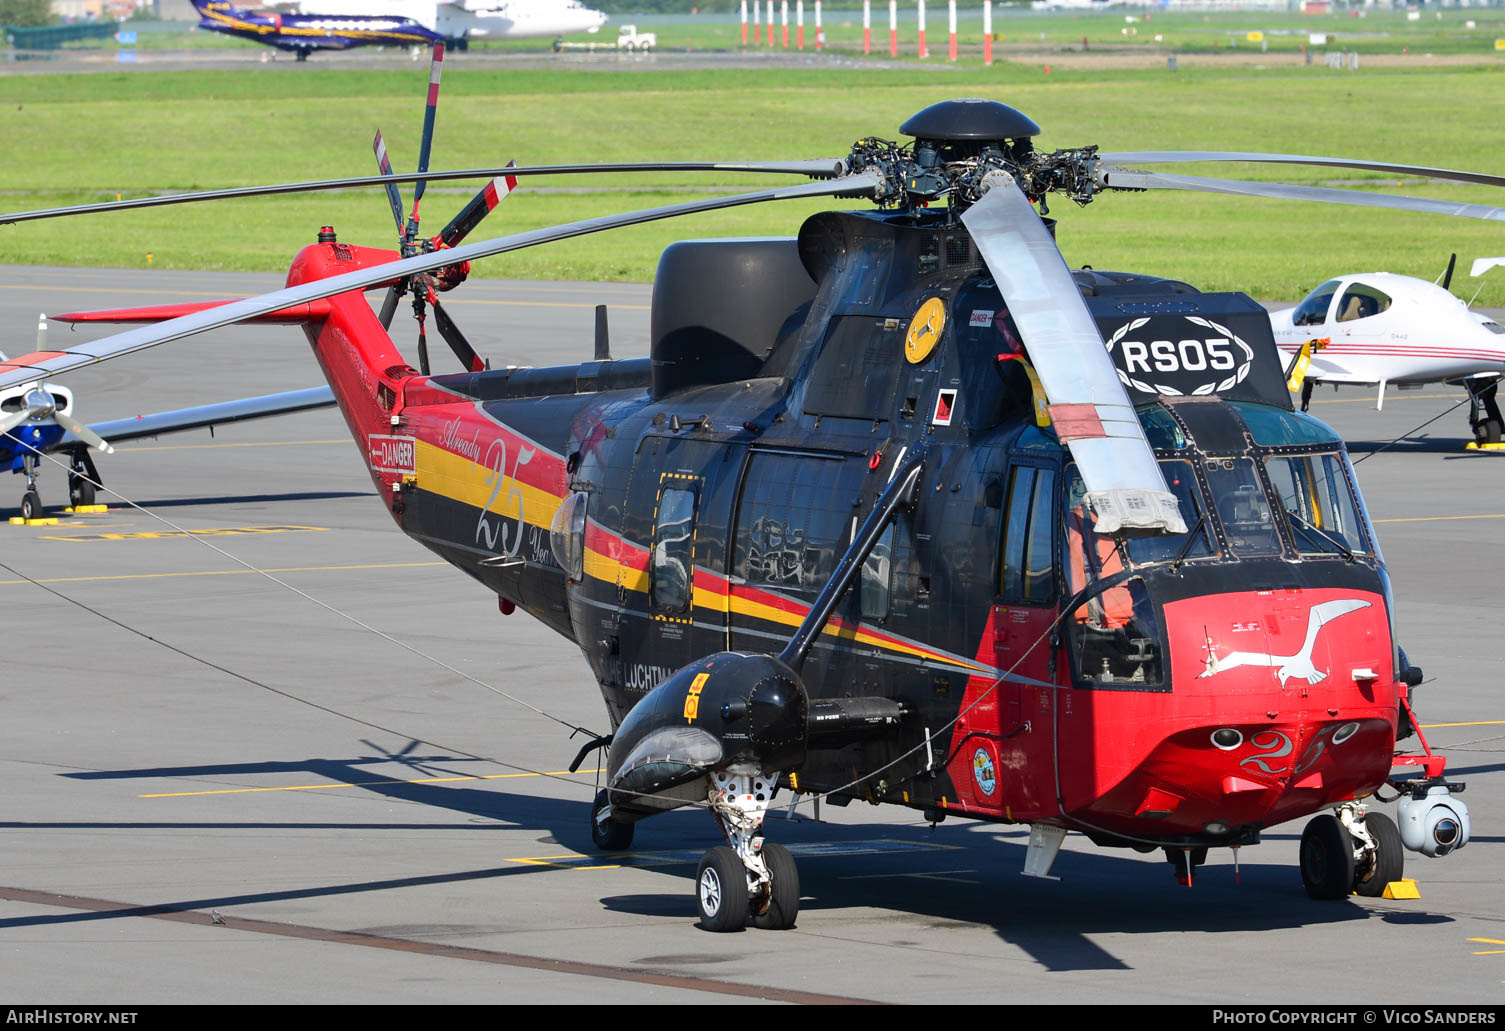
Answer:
(4, 73, 1493, 931)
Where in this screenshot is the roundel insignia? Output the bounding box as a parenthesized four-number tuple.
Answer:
(972, 746, 998, 797)
(904, 297, 947, 364)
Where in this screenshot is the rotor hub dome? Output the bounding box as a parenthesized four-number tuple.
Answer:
(899, 99, 1041, 143)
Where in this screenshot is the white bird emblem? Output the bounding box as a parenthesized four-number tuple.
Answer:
(1199, 599, 1371, 687)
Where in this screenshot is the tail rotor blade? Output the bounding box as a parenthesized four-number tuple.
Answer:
(432, 297, 486, 372)
(439, 163, 518, 247)
(961, 174, 1185, 536)
(372, 130, 406, 234)
(411, 41, 445, 210)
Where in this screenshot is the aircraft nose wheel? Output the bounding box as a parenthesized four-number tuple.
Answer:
(20, 489, 42, 521)
(590, 789, 634, 852)
(696, 846, 749, 933)
(1300, 813, 1356, 900)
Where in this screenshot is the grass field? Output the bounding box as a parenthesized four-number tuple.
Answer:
(3, 9, 1504, 303)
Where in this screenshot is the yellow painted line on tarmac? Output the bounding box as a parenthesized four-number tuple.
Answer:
(1312, 393, 1456, 405)
(142, 768, 599, 798)
(41, 524, 327, 542)
(1470, 938, 1505, 954)
(1419, 720, 1505, 729)
(0, 560, 446, 587)
(116, 438, 348, 452)
(1373, 513, 1505, 524)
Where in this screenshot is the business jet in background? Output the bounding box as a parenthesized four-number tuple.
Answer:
(1269, 256, 1505, 447)
(191, 0, 607, 59)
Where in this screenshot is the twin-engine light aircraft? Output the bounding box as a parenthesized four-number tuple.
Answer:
(5, 93, 1491, 931)
(191, 0, 607, 60)
(1269, 258, 1505, 446)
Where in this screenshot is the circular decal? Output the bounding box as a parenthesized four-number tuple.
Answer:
(905, 297, 947, 364)
(972, 746, 998, 797)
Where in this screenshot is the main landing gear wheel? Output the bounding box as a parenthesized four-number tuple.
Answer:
(1352, 811, 1404, 897)
(1475, 419, 1502, 446)
(1300, 814, 1356, 900)
(68, 474, 94, 509)
(696, 846, 748, 933)
(750, 841, 799, 930)
(20, 490, 42, 521)
(590, 789, 634, 852)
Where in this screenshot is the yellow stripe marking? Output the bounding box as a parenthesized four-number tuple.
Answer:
(1421, 720, 1505, 728)
(143, 767, 598, 798)
(0, 560, 445, 587)
(1374, 513, 1505, 524)
(414, 437, 562, 533)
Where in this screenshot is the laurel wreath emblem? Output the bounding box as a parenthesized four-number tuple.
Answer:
(1104, 317, 1254, 397)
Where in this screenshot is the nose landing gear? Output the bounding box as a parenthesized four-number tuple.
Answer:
(694, 768, 800, 932)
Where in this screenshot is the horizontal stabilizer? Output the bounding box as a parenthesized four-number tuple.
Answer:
(52, 298, 334, 326)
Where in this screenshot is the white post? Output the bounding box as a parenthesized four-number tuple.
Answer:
(740, 0, 748, 45)
(888, 0, 896, 56)
(815, 0, 822, 50)
(918, 0, 927, 58)
(947, 0, 956, 61)
(983, 0, 992, 65)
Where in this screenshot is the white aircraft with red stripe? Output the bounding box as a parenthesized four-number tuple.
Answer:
(1267, 259, 1505, 445)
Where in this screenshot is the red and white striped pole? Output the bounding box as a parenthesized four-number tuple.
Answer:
(751, 0, 759, 46)
(815, 0, 823, 50)
(947, 0, 956, 61)
(796, 0, 804, 49)
(766, 0, 774, 46)
(740, 0, 748, 45)
(917, 0, 926, 58)
(888, 0, 897, 57)
(983, 0, 992, 65)
(781, 0, 788, 47)
(862, 0, 870, 53)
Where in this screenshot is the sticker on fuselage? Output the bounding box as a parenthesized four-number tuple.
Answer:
(932, 389, 957, 426)
(969, 309, 995, 328)
(905, 297, 947, 364)
(972, 747, 998, 797)
(683, 672, 709, 722)
(368, 434, 417, 475)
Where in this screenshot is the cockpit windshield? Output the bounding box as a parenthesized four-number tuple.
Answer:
(1292, 280, 1341, 326)
(1264, 452, 1371, 556)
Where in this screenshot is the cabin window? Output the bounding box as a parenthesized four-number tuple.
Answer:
(1335, 283, 1391, 323)
(1265, 453, 1370, 556)
(999, 465, 1056, 604)
(1291, 280, 1341, 326)
(652, 486, 697, 613)
(733, 452, 865, 594)
(1230, 401, 1341, 448)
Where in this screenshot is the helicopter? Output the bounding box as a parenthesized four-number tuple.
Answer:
(1267, 257, 1505, 447)
(3, 89, 1494, 933)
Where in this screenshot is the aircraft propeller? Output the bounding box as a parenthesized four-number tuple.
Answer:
(0, 384, 113, 455)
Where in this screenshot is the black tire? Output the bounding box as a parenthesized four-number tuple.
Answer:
(1353, 812, 1405, 897)
(1486, 419, 1503, 445)
(68, 474, 94, 509)
(589, 789, 633, 852)
(695, 846, 748, 933)
(20, 490, 41, 521)
(1300, 814, 1355, 900)
(751, 842, 799, 930)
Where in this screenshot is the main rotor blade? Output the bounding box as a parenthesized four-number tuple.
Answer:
(411, 42, 444, 209)
(431, 297, 485, 372)
(372, 130, 406, 235)
(1099, 151, 1505, 190)
(1100, 168, 1505, 222)
(439, 164, 517, 248)
(0, 171, 879, 390)
(0, 160, 847, 226)
(961, 173, 1185, 536)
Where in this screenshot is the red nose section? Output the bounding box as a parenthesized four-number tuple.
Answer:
(1067, 587, 1397, 837)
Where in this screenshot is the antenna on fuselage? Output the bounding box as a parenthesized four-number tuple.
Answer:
(594, 304, 611, 362)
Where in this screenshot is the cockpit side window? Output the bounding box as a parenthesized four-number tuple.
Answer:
(998, 465, 1057, 605)
(1292, 280, 1341, 327)
(652, 486, 697, 613)
(1335, 283, 1392, 323)
(1265, 453, 1371, 556)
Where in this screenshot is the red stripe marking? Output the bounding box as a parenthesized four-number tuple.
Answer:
(482, 181, 500, 210)
(1049, 403, 1106, 441)
(0, 350, 67, 370)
